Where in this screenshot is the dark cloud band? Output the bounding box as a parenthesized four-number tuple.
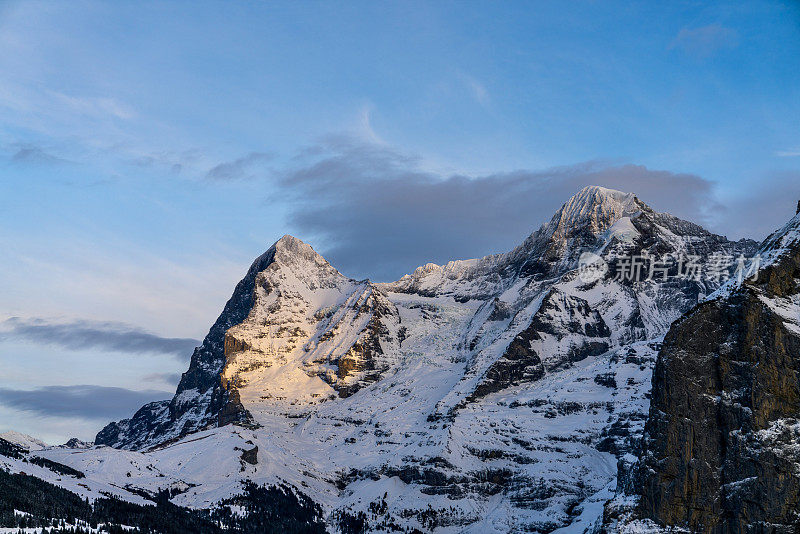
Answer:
(206, 151, 273, 180)
(0, 317, 199, 360)
(274, 136, 726, 281)
(0, 385, 170, 420)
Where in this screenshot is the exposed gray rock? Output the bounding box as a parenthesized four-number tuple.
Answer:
(471, 289, 611, 400)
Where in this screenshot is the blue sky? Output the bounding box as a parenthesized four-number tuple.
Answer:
(1, 0, 798, 442)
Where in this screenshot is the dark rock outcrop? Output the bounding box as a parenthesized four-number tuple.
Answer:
(471, 289, 611, 400)
(62, 438, 93, 449)
(240, 445, 258, 466)
(637, 213, 800, 533)
(320, 287, 401, 398)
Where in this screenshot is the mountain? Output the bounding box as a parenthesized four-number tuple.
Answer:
(605, 207, 800, 532)
(0, 431, 47, 451)
(96, 234, 405, 449)
(3, 186, 763, 533)
(61, 437, 93, 449)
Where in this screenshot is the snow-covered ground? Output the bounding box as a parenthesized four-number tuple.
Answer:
(0, 431, 47, 451)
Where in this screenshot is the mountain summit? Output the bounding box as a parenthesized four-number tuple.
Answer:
(388, 186, 646, 299)
(548, 185, 640, 236)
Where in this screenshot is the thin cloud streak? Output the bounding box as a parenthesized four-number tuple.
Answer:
(0, 317, 199, 360)
(457, 72, 490, 106)
(206, 152, 273, 180)
(10, 144, 70, 165)
(0, 385, 170, 420)
(669, 23, 738, 58)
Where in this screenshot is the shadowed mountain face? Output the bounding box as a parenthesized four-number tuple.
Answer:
(82, 186, 765, 532)
(622, 211, 800, 533)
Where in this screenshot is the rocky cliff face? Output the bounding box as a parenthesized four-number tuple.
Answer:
(606, 210, 800, 533)
(470, 288, 611, 400)
(89, 186, 761, 533)
(97, 236, 404, 449)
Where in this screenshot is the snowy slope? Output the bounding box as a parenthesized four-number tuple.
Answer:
(4, 186, 761, 533)
(0, 431, 47, 451)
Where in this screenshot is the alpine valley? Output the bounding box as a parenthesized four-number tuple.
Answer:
(4, 185, 800, 533)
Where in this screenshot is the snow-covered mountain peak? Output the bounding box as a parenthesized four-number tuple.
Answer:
(484, 186, 650, 285)
(0, 430, 47, 451)
(254, 234, 350, 292)
(389, 186, 739, 300)
(272, 233, 314, 255)
(86, 186, 760, 533)
(573, 184, 636, 203)
(757, 209, 800, 269)
(545, 185, 641, 240)
(269, 234, 332, 269)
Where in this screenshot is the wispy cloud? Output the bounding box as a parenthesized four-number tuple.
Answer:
(355, 104, 383, 144)
(458, 73, 490, 106)
(0, 232, 247, 339)
(128, 148, 204, 175)
(206, 152, 273, 180)
(0, 81, 135, 129)
(0, 385, 170, 420)
(10, 144, 70, 165)
(776, 148, 800, 158)
(669, 23, 738, 59)
(142, 372, 182, 385)
(0, 317, 199, 360)
(48, 91, 135, 121)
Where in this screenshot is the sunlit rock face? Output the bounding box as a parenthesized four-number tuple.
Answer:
(89, 186, 761, 533)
